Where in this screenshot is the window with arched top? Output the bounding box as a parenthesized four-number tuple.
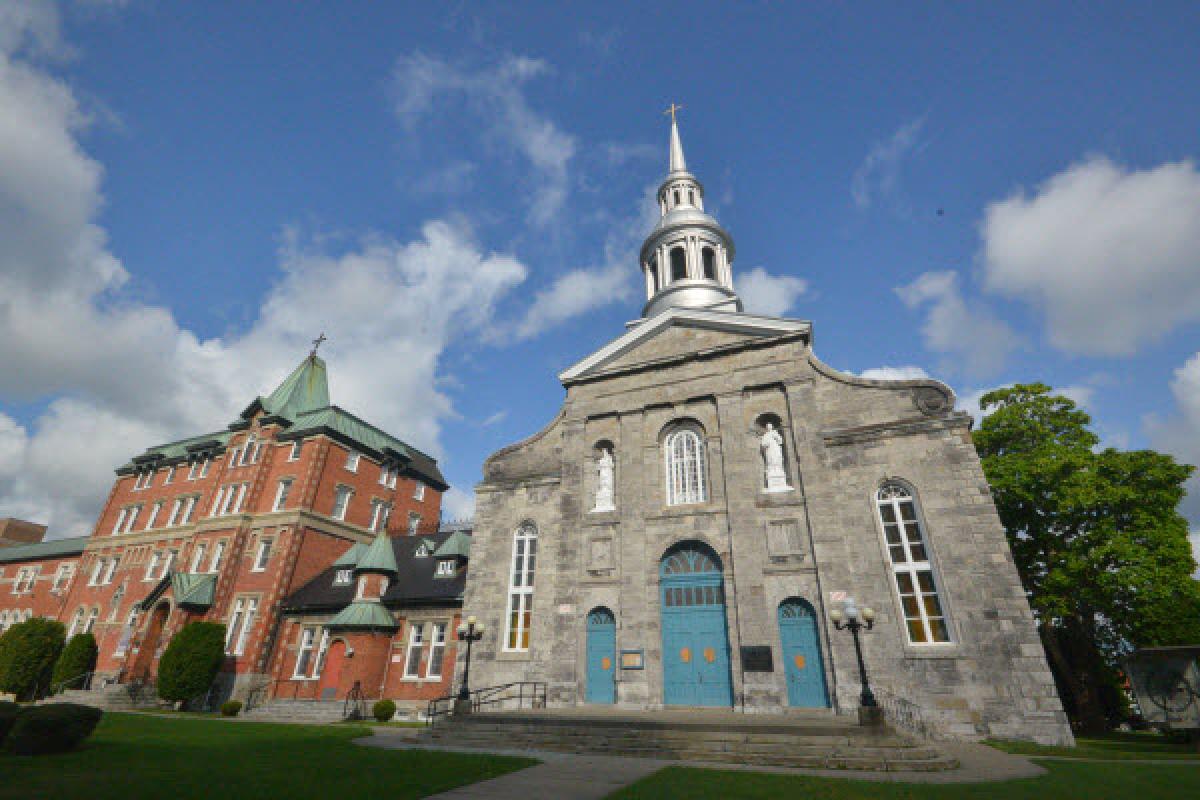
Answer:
(876, 484, 951, 644)
(670, 247, 687, 282)
(664, 427, 708, 506)
(504, 522, 538, 651)
(702, 247, 716, 280)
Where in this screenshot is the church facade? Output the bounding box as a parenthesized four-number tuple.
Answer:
(460, 118, 1073, 745)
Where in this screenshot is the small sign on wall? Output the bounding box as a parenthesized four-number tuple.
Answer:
(829, 591, 847, 602)
(391, 654, 403, 663)
(741, 646, 774, 672)
(620, 649, 644, 670)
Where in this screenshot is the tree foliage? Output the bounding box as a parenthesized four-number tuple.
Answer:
(974, 383, 1200, 731)
(51, 632, 98, 691)
(0, 617, 66, 701)
(157, 622, 226, 707)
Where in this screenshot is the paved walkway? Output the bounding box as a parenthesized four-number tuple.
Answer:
(357, 728, 1049, 798)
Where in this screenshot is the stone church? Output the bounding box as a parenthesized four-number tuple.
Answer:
(460, 116, 1073, 745)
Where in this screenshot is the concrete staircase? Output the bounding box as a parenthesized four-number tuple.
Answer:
(240, 700, 350, 725)
(416, 709, 958, 772)
(41, 684, 163, 711)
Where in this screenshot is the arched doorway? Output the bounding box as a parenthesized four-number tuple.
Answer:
(130, 601, 170, 681)
(319, 640, 347, 700)
(660, 542, 733, 707)
(778, 598, 830, 708)
(585, 607, 616, 704)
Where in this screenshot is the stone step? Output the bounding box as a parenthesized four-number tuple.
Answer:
(241, 701, 349, 724)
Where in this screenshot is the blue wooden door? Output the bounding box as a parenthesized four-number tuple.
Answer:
(660, 545, 733, 707)
(779, 598, 830, 708)
(585, 608, 616, 704)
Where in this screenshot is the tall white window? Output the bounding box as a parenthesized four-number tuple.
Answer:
(369, 500, 390, 532)
(664, 427, 707, 505)
(210, 486, 227, 517)
(404, 623, 425, 678)
(228, 446, 241, 467)
(273, 479, 293, 512)
(111, 508, 128, 536)
(426, 622, 447, 678)
(164, 466, 176, 485)
(876, 484, 951, 644)
(504, 522, 537, 651)
(407, 513, 421, 535)
(114, 609, 139, 656)
(162, 549, 178, 577)
(67, 608, 85, 637)
(332, 486, 353, 521)
(190, 543, 208, 573)
(288, 440, 303, 461)
(435, 559, 455, 577)
(294, 627, 317, 677)
(51, 564, 73, 592)
(83, 607, 98, 634)
(102, 557, 119, 585)
(312, 629, 331, 677)
(239, 436, 256, 466)
(188, 460, 200, 480)
(378, 466, 390, 486)
(413, 482, 425, 501)
(208, 540, 227, 573)
(252, 537, 273, 572)
(123, 505, 141, 533)
(144, 552, 161, 581)
(166, 499, 183, 528)
(145, 501, 164, 530)
(180, 496, 197, 524)
(345, 451, 360, 472)
(199, 457, 211, 478)
(234, 483, 248, 513)
(226, 597, 259, 655)
(89, 559, 105, 586)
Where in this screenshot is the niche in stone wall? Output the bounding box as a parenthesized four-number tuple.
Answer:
(754, 412, 793, 493)
(765, 519, 804, 561)
(591, 439, 616, 513)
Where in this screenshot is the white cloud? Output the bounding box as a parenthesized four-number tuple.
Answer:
(480, 410, 507, 427)
(1146, 352, 1200, 533)
(440, 487, 476, 522)
(851, 117, 926, 210)
(896, 271, 1018, 378)
(392, 52, 575, 226)
(981, 156, 1200, 356)
(857, 366, 930, 381)
(737, 267, 808, 317)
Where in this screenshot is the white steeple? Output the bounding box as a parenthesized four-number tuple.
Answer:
(639, 107, 741, 318)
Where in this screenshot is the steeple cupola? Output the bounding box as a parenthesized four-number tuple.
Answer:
(640, 107, 742, 318)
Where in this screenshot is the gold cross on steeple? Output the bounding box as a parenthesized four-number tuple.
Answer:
(309, 332, 327, 358)
(663, 103, 684, 124)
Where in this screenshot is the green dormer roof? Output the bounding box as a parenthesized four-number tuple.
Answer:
(171, 573, 217, 609)
(327, 601, 398, 631)
(244, 355, 330, 421)
(355, 532, 398, 576)
(332, 543, 367, 568)
(432, 530, 472, 559)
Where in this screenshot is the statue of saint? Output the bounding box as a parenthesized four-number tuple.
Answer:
(760, 423, 791, 492)
(593, 448, 615, 511)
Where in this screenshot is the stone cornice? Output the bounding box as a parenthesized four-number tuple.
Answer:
(821, 414, 969, 447)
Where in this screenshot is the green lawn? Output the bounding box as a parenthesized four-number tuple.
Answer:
(0, 712, 535, 800)
(607, 761, 1200, 800)
(986, 731, 1200, 760)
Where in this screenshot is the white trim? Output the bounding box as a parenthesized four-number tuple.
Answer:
(403, 623, 425, 678)
(252, 537, 273, 572)
(503, 522, 537, 652)
(425, 622, 447, 679)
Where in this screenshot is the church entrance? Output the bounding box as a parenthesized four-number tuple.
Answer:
(659, 543, 733, 707)
(585, 607, 616, 704)
(778, 597, 830, 708)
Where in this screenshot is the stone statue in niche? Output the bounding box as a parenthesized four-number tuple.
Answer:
(760, 423, 792, 492)
(593, 448, 615, 511)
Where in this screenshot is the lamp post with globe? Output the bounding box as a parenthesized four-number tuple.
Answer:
(829, 598, 881, 726)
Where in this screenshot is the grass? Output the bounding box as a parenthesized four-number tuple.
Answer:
(607, 761, 1200, 800)
(0, 712, 535, 800)
(986, 731, 1200, 760)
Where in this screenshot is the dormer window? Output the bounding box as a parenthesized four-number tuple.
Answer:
(334, 568, 353, 585)
(435, 559, 455, 577)
(345, 451, 360, 472)
(415, 543, 429, 558)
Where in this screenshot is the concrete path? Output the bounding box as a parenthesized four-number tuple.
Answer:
(357, 728, 1049, 797)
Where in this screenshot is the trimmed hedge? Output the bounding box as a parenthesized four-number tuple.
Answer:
(0, 618, 66, 701)
(220, 700, 242, 717)
(157, 622, 226, 707)
(372, 699, 396, 722)
(6, 703, 103, 755)
(0, 700, 18, 745)
(51, 632, 98, 692)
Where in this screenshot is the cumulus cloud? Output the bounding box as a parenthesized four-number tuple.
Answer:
(851, 117, 926, 210)
(737, 267, 808, 317)
(896, 271, 1018, 378)
(857, 366, 930, 381)
(1146, 352, 1200, 534)
(981, 157, 1200, 356)
(440, 486, 477, 522)
(956, 383, 1095, 421)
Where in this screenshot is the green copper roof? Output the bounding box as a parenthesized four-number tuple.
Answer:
(120, 430, 232, 471)
(257, 355, 330, 420)
(355, 532, 398, 575)
(332, 543, 367, 568)
(432, 530, 471, 559)
(0, 536, 88, 564)
(171, 573, 217, 609)
(327, 601, 398, 630)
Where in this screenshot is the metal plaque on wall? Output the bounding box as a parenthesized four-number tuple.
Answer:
(741, 646, 774, 672)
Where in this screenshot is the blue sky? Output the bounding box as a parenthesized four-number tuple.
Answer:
(1, 2, 1198, 563)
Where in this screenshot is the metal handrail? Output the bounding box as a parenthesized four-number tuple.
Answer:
(875, 688, 931, 739)
(425, 681, 547, 726)
(50, 670, 95, 695)
(343, 681, 367, 720)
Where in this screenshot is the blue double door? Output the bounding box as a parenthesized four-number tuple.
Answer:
(660, 544, 733, 707)
(778, 598, 830, 708)
(585, 608, 616, 704)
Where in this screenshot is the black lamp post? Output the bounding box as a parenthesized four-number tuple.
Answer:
(455, 615, 485, 712)
(830, 598, 881, 726)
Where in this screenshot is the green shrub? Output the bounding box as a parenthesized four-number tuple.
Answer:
(6, 703, 103, 755)
(157, 622, 226, 708)
(50, 632, 98, 692)
(0, 700, 19, 745)
(0, 618, 66, 701)
(372, 699, 396, 722)
(220, 700, 242, 717)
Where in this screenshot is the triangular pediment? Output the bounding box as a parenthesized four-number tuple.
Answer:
(559, 308, 810, 383)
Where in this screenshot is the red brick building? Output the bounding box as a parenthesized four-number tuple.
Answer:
(0, 353, 469, 709)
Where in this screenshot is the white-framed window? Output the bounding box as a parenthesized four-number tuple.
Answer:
(369, 499, 391, 533)
(413, 481, 425, 501)
(239, 436, 256, 466)
(228, 446, 241, 467)
(82, 607, 98, 634)
(210, 486, 227, 517)
(67, 607, 85, 637)
(190, 543, 208, 573)
(332, 486, 353, 521)
(51, 563, 73, 592)
(294, 627, 318, 678)
(312, 629, 331, 677)
(200, 457, 211, 478)
(273, 479, 293, 512)
(134, 470, 153, 490)
(114, 609, 139, 656)
(378, 466, 390, 486)
(407, 513, 421, 536)
(426, 622, 447, 678)
(88, 559, 105, 587)
(664, 427, 707, 505)
(166, 499, 183, 528)
(435, 559, 455, 577)
(123, 505, 141, 533)
(333, 568, 353, 585)
(876, 484, 951, 645)
(145, 501, 164, 530)
(164, 466, 176, 485)
(208, 540, 227, 573)
(162, 549, 178, 577)
(111, 508, 128, 536)
(233, 483, 248, 513)
(226, 596, 259, 655)
(288, 440, 303, 461)
(414, 542, 429, 558)
(188, 460, 200, 480)
(345, 450, 360, 472)
(107, 584, 125, 620)
(504, 522, 537, 651)
(252, 537, 273, 572)
(13, 566, 38, 594)
(180, 496, 197, 525)
(404, 623, 425, 678)
(102, 557, 119, 585)
(144, 551, 162, 582)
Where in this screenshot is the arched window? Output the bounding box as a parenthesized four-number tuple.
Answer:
(664, 427, 708, 505)
(670, 247, 687, 282)
(702, 247, 716, 280)
(876, 484, 950, 644)
(504, 522, 538, 651)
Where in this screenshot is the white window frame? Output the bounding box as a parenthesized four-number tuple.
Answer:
(208, 540, 227, 573)
(190, 543, 208, 573)
(403, 623, 425, 678)
(51, 563, 73, 592)
(345, 450, 360, 472)
(239, 436, 256, 467)
(226, 596, 259, 656)
(426, 622, 447, 679)
(113, 609, 139, 656)
(123, 505, 141, 533)
(211, 486, 227, 517)
(102, 557, 119, 585)
(252, 537, 273, 572)
(288, 440, 303, 461)
(145, 501, 164, 530)
(162, 549, 178, 578)
(166, 499, 183, 528)
(503, 522, 537, 652)
(144, 551, 162, 582)
(293, 627, 317, 678)
(369, 499, 391, 533)
(180, 495, 197, 525)
(876, 484, 952, 645)
(332, 486, 353, 521)
(312, 629, 331, 677)
(228, 446, 241, 467)
(89, 559, 105, 587)
(187, 460, 200, 480)
(407, 513, 421, 535)
(67, 608, 85, 637)
(111, 508, 128, 536)
(413, 482, 425, 501)
(435, 559, 455, 577)
(664, 427, 708, 506)
(273, 479, 293, 512)
(164, 466, 176, 485)
(199, 457, 211, 478)
(334, 568, 353, 585)
(83, 607, 98, 634)
(232, 483, 248, 514)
